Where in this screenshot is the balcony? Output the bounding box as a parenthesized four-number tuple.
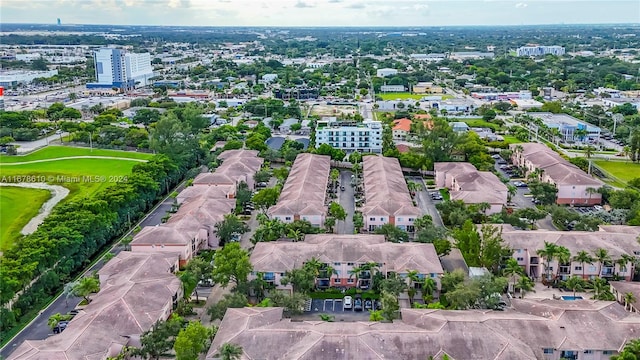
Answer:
(559, 266, 571, 275)
(263, 273, 276, 281)
(529, 257, 539, 265)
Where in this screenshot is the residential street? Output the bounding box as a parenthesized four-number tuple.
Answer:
(0, 176, 194, 359)
(336, 170, 355, 234)
(410, 176, 444, 227)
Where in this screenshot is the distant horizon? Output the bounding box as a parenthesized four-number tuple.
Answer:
(2, 0, 639, 28)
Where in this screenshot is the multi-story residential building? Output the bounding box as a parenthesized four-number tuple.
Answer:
(314, 118, 383, 153)
(10, 252, 181, 360)
(131, 197, 235, 263)
(517, 45, 566, 57)
(528, 112, 601, 143)
(511, 143, 604, 205)
(206, 300, 640, 360)
(499, 224, 640, 281)
(435, 162, 508, 214)
(88, 48, 153, 89)
(193, 149, 263, 190)
(249, 234, 443, 294)
(268, 153, 330, 227)
(391, 118, 411, 140)
(361, 156, 422, 232)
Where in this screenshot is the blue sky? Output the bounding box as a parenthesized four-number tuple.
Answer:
(2, 0, 639, 27)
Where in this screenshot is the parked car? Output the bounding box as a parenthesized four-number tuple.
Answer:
(343, 296, 353, 310)
(257, 182, 268, 188)
(513, 181, 528, 188)
(230, 233, 242, 242)
(364, 299, 373, 310)
(354, 298, 363, 312)
(53, 321, 69, 334)
(68, 309, 80, 316)
(340, 186, 345, 191)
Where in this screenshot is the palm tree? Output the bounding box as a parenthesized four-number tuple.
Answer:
(537, 242, 559, 285)
(179, 271, 198, 301)
(72, 277, 100, 304)
(564, 276, 585, 298)
(507, 185, 517, 203)
(592, 277, 608, 299)
(406, 270, 421, 305)
(554, 246, 571, 283)
(585, 187, 599, 205)
(47, 313, 68, 330)
(330, 169, 340, 190)
(593, 248, 612, 278)
(515, 277, 535, 299)
(287, 228, 303, 242)
(624, 292, 637, 312)
(348, 265, 365, 287)
(574, 128, 588, 142)
(422, 278, 437, 303)
(584, 145, 595, 159)
(573, 251, 594, 280)
(503, 258, 524, 293)
(217, 343, 243, 360)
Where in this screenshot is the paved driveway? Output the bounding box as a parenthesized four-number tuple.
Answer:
(409, 176, 444, 227)
(336, 170, 355, 234)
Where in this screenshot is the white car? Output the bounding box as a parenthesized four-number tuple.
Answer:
(343, 296, 353, 309)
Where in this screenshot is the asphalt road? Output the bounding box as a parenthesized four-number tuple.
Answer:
(409, 176, 444, 227)
(0, 173, 196, 359)
(336, 170, 355, 234)
(11, 133, 69, 154)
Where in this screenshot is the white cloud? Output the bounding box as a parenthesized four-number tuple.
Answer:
(515, 2, 528, 8)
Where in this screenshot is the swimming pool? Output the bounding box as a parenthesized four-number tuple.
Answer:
(561, 296, 583, 300)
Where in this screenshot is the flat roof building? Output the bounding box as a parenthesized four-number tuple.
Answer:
(528, 112, 601, 143)
(315, 118, 383, 153)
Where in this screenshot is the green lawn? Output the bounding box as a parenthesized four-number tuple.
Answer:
(378, 92, 452, 100)
(594, 161, 640, 183)
(1, 158, 143, 199)
(0, 146, 152, 163)
(451, 118, 504, 132)
(0, 186, 51, 251)
(501, 135, 523, 145)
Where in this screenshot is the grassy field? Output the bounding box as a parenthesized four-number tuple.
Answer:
(593, 161, 640, 183)
(0, 146, 152, 163)
(0, 186, 51, 251)
(378, 92, 453, 100)
(501, 135, 523, 145)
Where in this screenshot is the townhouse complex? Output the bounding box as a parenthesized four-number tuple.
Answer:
(249, 234, 443, 294)
(503, 224, 640, 281)
(361, 156, 422, 232)
(511, 143, 604, 205)
(130, 149, 262, 264)
(268, 153, 331, 227)
(11, 252, 181, 360)
(435, 162, 508, 214)
(206, 300, 638, 360)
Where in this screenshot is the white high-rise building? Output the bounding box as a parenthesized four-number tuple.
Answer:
(516, 45, 565, 57)
(315, 117, 383, 153)
(89, 48, 153, 89)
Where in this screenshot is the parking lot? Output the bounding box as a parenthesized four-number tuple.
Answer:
(308, 297, 380, 314)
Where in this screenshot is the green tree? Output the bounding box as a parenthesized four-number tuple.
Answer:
(324, 217, 336, 233)
(173, 321, 214, 360)
(72, 276, 100, 304)
(453, 220, 481, 267)
(573, 250, 594, 280)
(537, 242, 559, 284)
(212, 243, 252, 288)
(380, 291, 400, 321)
(253, 169, 271, 183)
(514, 207, 547, 229)
(563, 276, 585, 298)
(374, 223, 409, 243)
(137, 316, 184, 360)
(252, 187, 280, 212)
(625, 292, 637, 312)
(330, 168, 340, 190)
(369, 310, 384, 321)
(611, 339, 640, 360)
(528, 180, 558, 205)
(516, 275, 535, 299)
(215, 214, 249, 246)
(207, 293, 248, 321)
(593, 248, 611, 279)
(328, 202, 347, 221)
(47, 313, 71, 330)
(216, 343, 244, 360)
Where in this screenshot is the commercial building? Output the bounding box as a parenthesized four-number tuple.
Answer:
(517, 45, 566, 57)
(471, 90, 532, 101)
(510, 98, 544, 110)
(449, 52, 494, 61)
(248, 234, 443, 293)
(10, 252, 181, 360)
(409, 53, 446, 62)
(314, 118, 383, 153)
(602, 97, 640, 111)
(435, 162, 508, 214)
(268, 153, 330, 227)
(376, 68, 398, 77)
(0, 70, 59, 87)
(361, 156, 422, 232)
(379, 84, 405, 92)
(511, 143, 604, 205)
(528, 112, 601, 142)
(433, 98, 476, 114)
(88, 48, 153, 90)
(412, 82, 443, 94)
(206, 299, 640, 360)
(500, 224, 639, 281)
